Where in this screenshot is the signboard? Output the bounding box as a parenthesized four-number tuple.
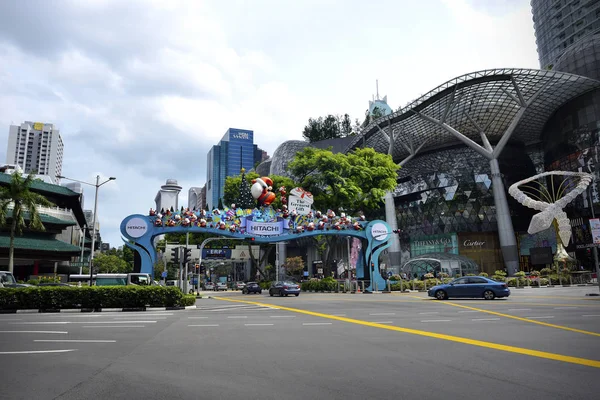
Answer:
(590, 218, 600, 244)
(411, 233, 458, 256)
(201, 248, 232, 259)
(230, 247, 259, 261)
(288, 187, 313, 216)
(370, 223, 389, 242)
(161, 271, 167, 278)
(246, 219, 284, 236)
(33, 122, 44, 130)
(125, 217, 148, 238)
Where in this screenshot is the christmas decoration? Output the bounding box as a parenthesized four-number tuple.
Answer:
(236, 168, 255, 209)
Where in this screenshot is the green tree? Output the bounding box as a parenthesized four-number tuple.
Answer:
(340, 114, 353, 137)
(0, 171, 53, 273)
(287, 147, 398, 214)
(92, 253, 131, 273)
(283, 256, 304, 278)
(302, 114, 354, 142)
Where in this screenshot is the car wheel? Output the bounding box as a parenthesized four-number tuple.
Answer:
(435, 290, 448, 300)
(295, 294, 299, 297)
(483, 290, 495, 300)
(280, 290, 285, 297)
(269, 290, 274, 297)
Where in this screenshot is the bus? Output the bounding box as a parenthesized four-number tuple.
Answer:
(68, 273, 153, 286)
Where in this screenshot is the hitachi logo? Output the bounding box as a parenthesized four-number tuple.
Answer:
(128, 226, 146, 230)
(250, 226, 279, 231)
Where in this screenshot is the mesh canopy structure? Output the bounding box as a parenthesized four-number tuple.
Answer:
(345, 69, 600, 160)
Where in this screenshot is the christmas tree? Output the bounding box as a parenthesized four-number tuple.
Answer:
(237, 168, 255, 209)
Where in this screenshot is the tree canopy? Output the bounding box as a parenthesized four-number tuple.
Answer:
(287, 147, 399, 215)
(302, 114, 356, 142)
(93, 253, 131, 273)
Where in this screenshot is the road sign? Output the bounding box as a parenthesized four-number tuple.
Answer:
(388, 271, 393, 278)
(161, 271, 167, 278)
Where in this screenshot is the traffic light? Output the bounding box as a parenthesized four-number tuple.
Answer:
(171, 247, 179, 263)
(183, 247, 192, 264)
(245, 237, 255, 242)
(195, 264, 200, 273)
(200, 264, 206, 275)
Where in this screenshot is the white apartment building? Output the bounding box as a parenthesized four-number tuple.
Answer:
(6, 121, 64, 184)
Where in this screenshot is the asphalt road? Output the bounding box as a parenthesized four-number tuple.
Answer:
(1, 286, 599, 400)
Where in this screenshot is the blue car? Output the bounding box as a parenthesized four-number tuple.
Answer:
(428, 276, 510, 300)
(269, 281, 300, 297)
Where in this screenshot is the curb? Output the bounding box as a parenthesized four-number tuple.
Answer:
(1, 305, 197, 314)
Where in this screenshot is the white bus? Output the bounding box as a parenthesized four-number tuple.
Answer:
(68, 273, 153, 286)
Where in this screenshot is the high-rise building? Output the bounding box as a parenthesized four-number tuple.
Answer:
(5, 121, 64, 184)
(154, 179, 182, 212)
(531, 0, 600, 73)
(206, 128, 265, 210)
(188, 186, 203, 210)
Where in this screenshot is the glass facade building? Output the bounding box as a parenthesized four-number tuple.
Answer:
(206, 128, 261, 210)
(531, 0, 600, 70)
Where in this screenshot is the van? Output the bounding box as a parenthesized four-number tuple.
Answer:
(0, 271, 31, 288)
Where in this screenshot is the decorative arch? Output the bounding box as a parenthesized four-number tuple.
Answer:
(120, 208, 393, 291)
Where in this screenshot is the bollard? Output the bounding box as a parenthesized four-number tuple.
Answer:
(361, 281, 365, 293)
(412, 280, 415, 291)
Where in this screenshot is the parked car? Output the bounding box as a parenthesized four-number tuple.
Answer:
(235, 281, 246, 290)
(242, 282, 262, 294)
(204, 282, 215, 291)
(215, 282, 228, 291)
(269, 281, 300, 297)
(0, 271, 32, 288)
(428, 276, 510, 300)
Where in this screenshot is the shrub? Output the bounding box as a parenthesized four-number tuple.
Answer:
(494, 270, 507, 277)
(390, 274, 402, 281)
(423, 273, 434, 279)
(180, 294, 196, 306)
(514, 271, 526, 278)
(259, 281, 272, 290)
(530, 270, 540, 277)
(478, 272, 488, 277)
(492, 275, 506, 282)
(540, 268, 552, 276)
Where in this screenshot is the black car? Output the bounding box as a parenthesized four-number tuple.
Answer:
(242, 282, 262, 294)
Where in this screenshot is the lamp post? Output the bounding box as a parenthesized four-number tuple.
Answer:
(58, 174, 115, 286)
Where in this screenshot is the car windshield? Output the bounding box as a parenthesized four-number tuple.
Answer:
(1, 274, 16, 284)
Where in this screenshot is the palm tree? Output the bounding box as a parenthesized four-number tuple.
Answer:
(0, 171, 52, 273)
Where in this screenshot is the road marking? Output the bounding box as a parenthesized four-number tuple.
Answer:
(269, 315, 295, 318)
(583, 315, 600, 317)
(419, 312, 440, 315)
(0, 319, 21, 321)
(372, 321, 394, 324)
(302, 322, 332, 326)
(10, 321, 156, 325)
(0, 331, 68, 334)
(83, 326, 145, 328)
(508, 309, 532, 311)
(227, 316, 248, 319)
(244, 323, 274, 326)
(421, 319, 451, 322)
(34, 340, 116, 343)
(439, 302, 600, 337)
(525, 316, 555, 319)
(0, 349, 76, 355)
(189, 324, 219, 327)
(554, 307, 577, 309)
(472, 318, 500, 321)
(213, 296, 600, 369)
(10, 322, 68, 325)
(458, 311, 479, 313)
(369, 313, 395, 316)
(188, 317, 209, 319)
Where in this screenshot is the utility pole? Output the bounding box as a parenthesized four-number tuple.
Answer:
(588, 185, 600, 294)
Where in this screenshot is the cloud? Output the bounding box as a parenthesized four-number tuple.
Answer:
(0, 0, 540, 249)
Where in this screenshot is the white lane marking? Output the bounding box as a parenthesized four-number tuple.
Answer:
(419, 312, 439, 315)
(472, 318, 500, 321)
(227, 316, 248, 319)
(554, 307, 577, 309)
(0, 331, 68, 334)
(372, 321, 394, 324)
(369, 313, 395, 316)
(188, 317, 209, 319)
(458, 311, 479, 313)
(525, 316, 555, 319)
(269, 316, 295, 318)
(244, 324, 274, 326)
(508, 309, 532, 311)
(582, 315, 600, 317)
(0, 349, 76, 355)
(10, 321, 155, 325)
(114, 317, 166, 320)
(9, 322, 68, 325)
(189, 324, 219, 327)
(34, 340, 116, 343)
(0, 319, 22, 321)
(421, 320, 452, 322)
(302, 323, 333, 326)
(83, 326, 145, 328)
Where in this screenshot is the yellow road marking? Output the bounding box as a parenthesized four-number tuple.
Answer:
(213, 297, 600, 369)
(413, 298, 600, 337)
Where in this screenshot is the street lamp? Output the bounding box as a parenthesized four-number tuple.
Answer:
(58, 174, 116, 286)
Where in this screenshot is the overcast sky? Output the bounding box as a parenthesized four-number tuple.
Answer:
(0, 0, 538, 248)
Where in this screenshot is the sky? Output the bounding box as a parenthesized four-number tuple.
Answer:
(0, 0, 539, 249)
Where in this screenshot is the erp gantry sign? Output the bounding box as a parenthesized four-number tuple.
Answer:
(120, 206, 392, 291)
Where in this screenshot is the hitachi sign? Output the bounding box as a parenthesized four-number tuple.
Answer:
(246, 220, 283, 236)
(125, 217, 148, 238)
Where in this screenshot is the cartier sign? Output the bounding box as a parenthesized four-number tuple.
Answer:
(463, 240, 485, 247)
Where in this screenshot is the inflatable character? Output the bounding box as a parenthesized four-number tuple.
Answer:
(251, 176, 276, 206)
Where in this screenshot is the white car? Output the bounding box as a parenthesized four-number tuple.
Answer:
(204, 282, 215, 291)
(215, 282, 228, 291)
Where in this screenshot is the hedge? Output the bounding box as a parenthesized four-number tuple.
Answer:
(0, 286, 192, 310)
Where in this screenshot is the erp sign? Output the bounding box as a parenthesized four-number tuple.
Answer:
(202, 249, 232, 259)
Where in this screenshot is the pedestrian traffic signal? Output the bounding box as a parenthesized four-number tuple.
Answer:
(245, 237, 255, 242)
(183, 248, 192, 264)
(171, 247, 179, 263)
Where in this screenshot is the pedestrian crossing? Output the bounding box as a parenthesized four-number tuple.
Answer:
(194, 304, 276, 312)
